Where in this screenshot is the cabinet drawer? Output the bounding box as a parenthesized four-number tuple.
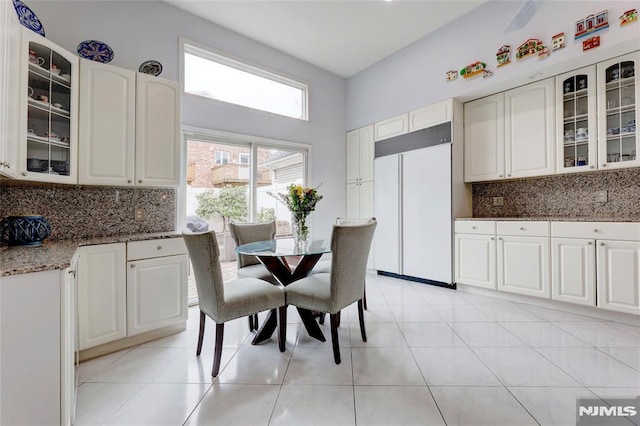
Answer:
(497, 221, 549, 237)
(455, 220, 496, 235)
(127, 237, 187, 260)
(551, 222, 640, 241)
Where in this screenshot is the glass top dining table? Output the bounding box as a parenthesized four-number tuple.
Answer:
(235, 238, 331, 343)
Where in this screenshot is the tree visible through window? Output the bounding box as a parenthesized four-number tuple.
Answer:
(183, 42, 308, 120)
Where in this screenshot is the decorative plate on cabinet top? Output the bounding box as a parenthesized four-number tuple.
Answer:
(77, 40, 114, 63)
(12, 0, 45, 37)
(139, 60, 163, 76)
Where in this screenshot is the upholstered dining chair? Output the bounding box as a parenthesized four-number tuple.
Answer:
(284, 218, 377, 364)
(229, 221, 278, 332)
(183, 230, 287, 377)
(311, 217, 372, 313)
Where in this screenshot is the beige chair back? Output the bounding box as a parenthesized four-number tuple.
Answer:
(182, 230, 226, 321)
(229, 221, 276, 268)
(330, 218, 377, 310)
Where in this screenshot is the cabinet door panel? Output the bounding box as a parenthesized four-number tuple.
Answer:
(551, 238, 595, 306)
(464, 93, 505, 182)
(455, 234, 496, 289)
(359, 124, 374, 182)
(135, 74, 180, 186)
(0, 2, 20, 178)
(597, 240, 640, 315)
(346, 182, 360, 217)
(127, 255, 188, 336)
(79, 60, 135, 185)
(346, 129, 359, 183)
(409, 100, 451, 131)
(505, 78, 555, 178)
(77, 243, 126, 350)
(498, 236, 550, 298)
(374, 113, 408, 141)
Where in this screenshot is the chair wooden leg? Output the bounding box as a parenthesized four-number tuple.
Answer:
(318, 313, 325, 324)
(278, 306, 287, 352)
(248, 315, 254, 332)
(330, 312, 341, 364)
(363, 283, 368, 310)
(254, 313, 259, 329)
(357, 299, 367, 342)
(212, 323, 225, 377)
(196, 310, 206, 356)
(336, 311, 341, 327)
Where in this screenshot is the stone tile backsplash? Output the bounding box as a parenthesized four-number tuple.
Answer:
(472, 168, 640, 220)
(0, 185, 176, 240)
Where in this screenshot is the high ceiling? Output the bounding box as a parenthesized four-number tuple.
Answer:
(165, 1, 488, 77)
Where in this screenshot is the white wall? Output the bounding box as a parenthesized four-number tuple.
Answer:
(348, 0, 640, 129)
(29, 0, 347, 241)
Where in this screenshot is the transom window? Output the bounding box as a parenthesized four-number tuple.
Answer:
(183, 41, 308, 120)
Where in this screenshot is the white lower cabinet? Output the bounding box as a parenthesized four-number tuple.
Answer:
(78, 238, 188, 351)
(454, 233, 496, 289)
(551, 238, 596, 306)
(497, 235, 551, 298)
(1, 269, 75, 425)
(77, 243, 127, 350)
(597, 240, 640, 315)
(127, 254, 189, 336)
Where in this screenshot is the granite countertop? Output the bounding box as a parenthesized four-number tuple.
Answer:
(455, 217, 640, 222)
(0, 232, 183, 277)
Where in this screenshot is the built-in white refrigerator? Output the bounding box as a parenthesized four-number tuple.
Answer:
(373, 118, 470, 287)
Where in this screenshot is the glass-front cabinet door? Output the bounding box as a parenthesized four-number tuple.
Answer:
(19, 28, 78, 183)
(597, 52, 639, 170)
(556, 66, 597, 173)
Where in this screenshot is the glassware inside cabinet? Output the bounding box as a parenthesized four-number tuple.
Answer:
(604, 61, 636, 164)
(26, 41, 72, 176)
(562, 74, 590, 168)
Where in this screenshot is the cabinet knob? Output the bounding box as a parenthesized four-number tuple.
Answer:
(498, 237, 503, 240)
(507, 174, 511, 177)
(589, 166, 595, 169)
(130, 264, 135, 268)
(157, 246, 162, 250)
(499, 175, 503, 178)
(127, 180, 132, 184)
(593, 229, 598, 233)
(600, 242, 605, 246)
(490, 237, 495, 240)
(5, 162, 10, 169)
(587, 241, 593, 245)
(520, 227, 525, 231)
(68, 270, 76, 278)
(21, 172, 27, 176)
(138, 180, 143, 183)
(472, 226, 477, 229)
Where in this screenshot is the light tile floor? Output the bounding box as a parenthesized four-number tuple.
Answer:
(76, 273, 640, 425)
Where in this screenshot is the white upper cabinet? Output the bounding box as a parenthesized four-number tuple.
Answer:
(556, 66, 597, 173)
(78, 64, 181, 187)
(135, 73, 181, 186)
(79, 60, 136, 185)
(346, 124, 374, 183)
(409, 99, 452, 131)
(464, 93, 505, 182)
(19, 28, 79, 184)
(597, 52, 640, 170)
(0, 2, 20, 178)
(505, 78, 555, 179)
(374, 112, 408, 141)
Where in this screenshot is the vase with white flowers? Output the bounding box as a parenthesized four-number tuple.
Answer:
(269, 184, 323, 251)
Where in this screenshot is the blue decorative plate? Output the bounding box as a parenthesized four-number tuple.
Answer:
(77, 40, 114, 63)
(139, 60, 163, 76)
(12, 0, 45, 37)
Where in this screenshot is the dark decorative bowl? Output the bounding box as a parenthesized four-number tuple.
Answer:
(0, 215, 51, 246)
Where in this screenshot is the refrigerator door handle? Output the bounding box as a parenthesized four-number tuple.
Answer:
(398, 154, 403, 275)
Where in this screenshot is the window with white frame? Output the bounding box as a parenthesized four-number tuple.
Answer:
(183, 42, 309, 120)
(239, 153, 250, 164)
(215, 150, 229, 164)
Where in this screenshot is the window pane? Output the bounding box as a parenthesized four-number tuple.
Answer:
(256, 147, 305, 237)
(184, 47, 307, 120)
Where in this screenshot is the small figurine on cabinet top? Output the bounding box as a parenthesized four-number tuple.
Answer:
(496, 45, 511, 67)
(445, 70, 458, 82)
(483, 69, 494, 79)
(459, 62, 486, 79)
(619, 9, 638, 27)
(552, 33, 565, 51)
(516, 38, 549, 60)
(575, 10, 608, 40)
